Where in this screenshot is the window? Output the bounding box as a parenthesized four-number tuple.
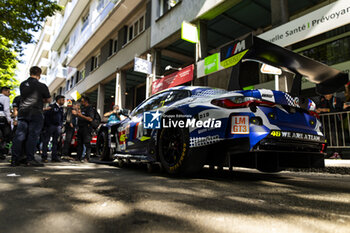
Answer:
(81, 12, 89, 32)
(66, 80, 70, 90)
(97, 0, 105, 11)
(64, 42, 69, 55)
(113, 39, 118, 54)
(69, 77, 74, 89)
(74, 71, 79, 85)
(299, 36, 350, 66)
(79, 68, 86, 81)
(127, 14, 145, 42)
(91, 54, 100, 71)
(131, 90, 190, 116)
(159, 0, 180, 17)
(132, 92, 168, 116)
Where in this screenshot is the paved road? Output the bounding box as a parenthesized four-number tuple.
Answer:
(1, 159, 350, 233)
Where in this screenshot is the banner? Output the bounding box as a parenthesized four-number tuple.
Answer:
(258, 0, 350, 47)
(152, 64, 194, 94)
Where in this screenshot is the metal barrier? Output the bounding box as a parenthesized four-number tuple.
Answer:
(319, 111, 350, 148)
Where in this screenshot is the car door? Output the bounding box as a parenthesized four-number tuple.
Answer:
(117, 92, 168, 154)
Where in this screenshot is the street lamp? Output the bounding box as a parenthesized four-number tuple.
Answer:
(149, 74, 164, 79)
(165, 65, 182, 71)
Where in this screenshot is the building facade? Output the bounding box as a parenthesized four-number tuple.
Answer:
(27, 0, 349, 115)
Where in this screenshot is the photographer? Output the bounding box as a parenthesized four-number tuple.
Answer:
(103, 105, 121, 124)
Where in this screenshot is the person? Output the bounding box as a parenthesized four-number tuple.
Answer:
(73, 96, 94, 162)
(62, 101, 79, 158)
(316, 93, 344, 159)
(11, 66, 51, 167)
(12, 95, 21, 133)
(41, 95, 65, 162)
(0, 87, 12, 160)
(104, 105, 121, 124)
(316, 93, 344, 114)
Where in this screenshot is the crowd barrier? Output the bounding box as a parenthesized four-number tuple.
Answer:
(319, 111, 350, 149)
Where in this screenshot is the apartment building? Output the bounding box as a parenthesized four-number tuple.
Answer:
(26, 16, 56, 88)
(27, 0, 350, 115)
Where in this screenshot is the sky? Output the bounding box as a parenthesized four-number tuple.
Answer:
(14, 30, 39, 90)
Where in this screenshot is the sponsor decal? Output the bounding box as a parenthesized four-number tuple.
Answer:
(220, 50, 248, 69)
(162, 118, 221, 128)
(231, 116, 249, 134)
(259, 89, 275, 102)
(270, 130, 323, 142)
(189, 135, 220, 148)
(144, 111, 162, 129)
(143, 111, 222, 129)
(220, 38, 252, 68)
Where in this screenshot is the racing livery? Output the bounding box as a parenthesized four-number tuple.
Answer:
(96, 35, 348, 174)
(97, 86, 325, 174)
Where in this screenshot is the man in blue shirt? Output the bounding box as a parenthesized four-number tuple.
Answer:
(103, 105, 121, 125)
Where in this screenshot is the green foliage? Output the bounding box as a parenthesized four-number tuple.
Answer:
(0, 0, 61, 101)
(0, 0, 62, 55)
(0, 37, 19, 102)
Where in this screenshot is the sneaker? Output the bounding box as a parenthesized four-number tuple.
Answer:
(10, 160, 20, 167)
(329, 152, 342, 159)
(26, 159, 44, 167)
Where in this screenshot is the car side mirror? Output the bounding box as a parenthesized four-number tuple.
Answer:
(119, 109, 130, 117)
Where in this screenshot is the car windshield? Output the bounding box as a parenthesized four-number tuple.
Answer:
(192, 88, 228, 97)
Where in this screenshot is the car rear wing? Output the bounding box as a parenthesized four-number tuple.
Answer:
(221, 34, 348, 95)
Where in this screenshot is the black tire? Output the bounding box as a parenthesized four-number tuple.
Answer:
(158, 127, 207, 175)
(96, 131, 112, 161)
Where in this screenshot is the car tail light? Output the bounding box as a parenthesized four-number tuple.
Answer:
(211, 96, 275, 109)
(308, 111, 319, 119)
(321, 143, 326, 153)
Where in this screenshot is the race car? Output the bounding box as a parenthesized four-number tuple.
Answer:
(96, 35, 348, 174)
(97, 86, 326, 174)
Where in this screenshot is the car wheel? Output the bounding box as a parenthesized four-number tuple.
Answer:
(96, 131, 111, 161)
(158, 127, 207, 175)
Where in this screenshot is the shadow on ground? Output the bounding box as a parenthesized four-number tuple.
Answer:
(0, 157, 350, 233)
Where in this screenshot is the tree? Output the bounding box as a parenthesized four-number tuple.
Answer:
(0, 0, 61, 56)
(0, 38, 19, 102)
(0, 0, 61, 98)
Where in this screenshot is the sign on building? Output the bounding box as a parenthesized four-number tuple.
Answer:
(134, 57, 152, 75)
(258, 0, 350, 47)
(181, 21, 199, 43)
(152, 64, 194, 94)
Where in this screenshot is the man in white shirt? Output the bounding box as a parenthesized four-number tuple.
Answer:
(0, 86, 12, 159)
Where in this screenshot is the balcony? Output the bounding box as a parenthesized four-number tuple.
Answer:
(47, 66, 67, 93)
(51, 0, 89, 51)
(39, 57, 50, 74)
(39, 57, 50, 68)
(68, 0, 144, 67)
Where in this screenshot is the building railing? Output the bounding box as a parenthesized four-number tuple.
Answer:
(319, 111, 350, 149)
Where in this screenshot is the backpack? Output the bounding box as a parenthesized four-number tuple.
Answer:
(91, 107, 101, 129)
